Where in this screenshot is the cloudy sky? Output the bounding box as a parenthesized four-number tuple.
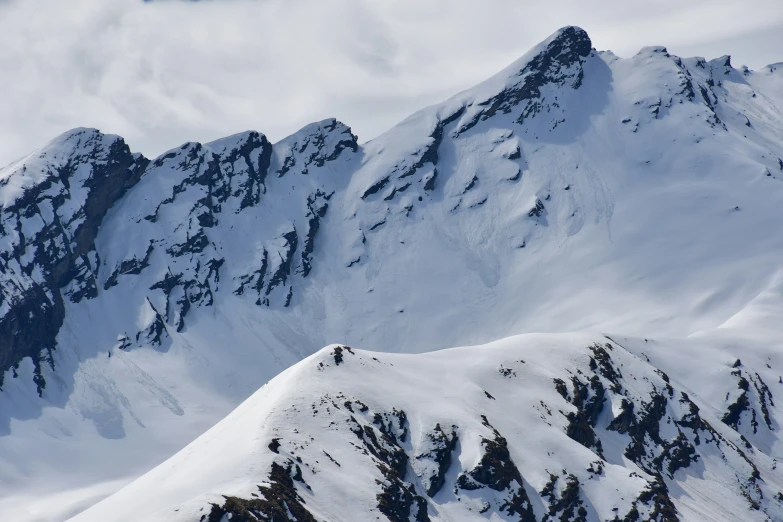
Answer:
(1, 0, 781, 166)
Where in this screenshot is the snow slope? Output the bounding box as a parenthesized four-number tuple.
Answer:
(1, 26, 783, 520)
(73, 327, 783, 521)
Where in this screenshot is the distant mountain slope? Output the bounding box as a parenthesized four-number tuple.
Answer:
(1, 26, 783, 521)
(72, 328, 783, 522)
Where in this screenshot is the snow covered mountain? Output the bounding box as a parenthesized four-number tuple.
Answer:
(1, 26, 783, 521)
(71, 323, 783, 522)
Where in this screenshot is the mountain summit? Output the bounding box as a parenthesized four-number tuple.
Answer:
(1, 27, 783, 521)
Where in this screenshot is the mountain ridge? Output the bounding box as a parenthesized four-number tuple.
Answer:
(71, 330, 783, 521)
(1, 26, 783, 521)
(0, 25, 597, 391)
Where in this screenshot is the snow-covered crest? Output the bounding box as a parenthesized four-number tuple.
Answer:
(1, 25, 783, 521)
(72, 332, 783, 521)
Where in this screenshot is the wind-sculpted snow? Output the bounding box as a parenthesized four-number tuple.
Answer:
(72, 334, 783, 522)
(2, 26, 783, 521)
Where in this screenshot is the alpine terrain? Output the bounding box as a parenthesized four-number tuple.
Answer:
(1, 27, 783, 521)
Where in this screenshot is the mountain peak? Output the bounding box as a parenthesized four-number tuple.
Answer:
(0, 128, 120, 206)
(497, 26, 592, 81)
(534, 25, 592, 64)
(356, 26, 594, 185)
(0, 128, 146, 393)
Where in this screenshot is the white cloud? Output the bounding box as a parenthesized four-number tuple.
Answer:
(0, 0, 781, 165)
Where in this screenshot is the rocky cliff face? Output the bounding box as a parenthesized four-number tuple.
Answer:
(0, 129, 147, 392)
(0, 120, 358, 389)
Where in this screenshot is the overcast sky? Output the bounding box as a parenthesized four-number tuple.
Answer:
(1, 0, 781, 166)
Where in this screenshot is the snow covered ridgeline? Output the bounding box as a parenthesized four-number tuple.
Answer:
(75, 334, 783, 522)
(2, 24, 783, 521)
(0, 119, 358, 390)
(99, 118, 358, 349)
(3, 24, 783, 397)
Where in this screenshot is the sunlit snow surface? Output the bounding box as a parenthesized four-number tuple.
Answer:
(72, 323, 783, 521)
(1, 27, 783, 521)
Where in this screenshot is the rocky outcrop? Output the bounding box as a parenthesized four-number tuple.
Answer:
(457, 26, 592, 134)
(540, 473, 588, 522)
(554, 374, 606, 458)
(414, 424, 458, 497)
(0, 117, 361, 387)
(455, 416, 536, 521)
(0, 129, 147, 392)
(207, 461, 316, 522)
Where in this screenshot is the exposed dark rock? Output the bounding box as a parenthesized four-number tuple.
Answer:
(695, 75, 726, 130)
(300, 190, 331, 277)
(528, 199, 545, 218)
(117, 127, 326, 321)
(541, 473, 588, 522)
(277, 119, 357, 178)
(377, 480, 430, 522)
(369, 219, 386, 231)
(264, 229, 299, 298)
(374, 409, 409, 444)
(207, 461, 316, 522)
(0, 130, 148, 391)
(166, 229, 209, 257)
(222, 131, 273, 211)
(103, 242, 154, 290)
(395, 108, 465, 183)
(456, 417, 535, 521)
(331, 345, 354, 366)
(499, 365, 517, 377)
(627, 475, 679, 522)
(560, 374, 606, 458)
(608, 398, 636, 434)
(423, 170, 437, 191)
(752, 373, 774, 430)
(415, 424, 458, 496)
(463, 175, 478, 193)
(589, 343, 623, 392)
(507, 146, 522, 160)
(722, 390, 751, 431)
(116, 334, 132, 351)
(457, 26, 592, 134)
(362, 176, 391, 199)
(653, 433, 699, 478)
(135, 298, 169, 348)
(608, 392, 669, 468)
(672, 58, 697, 102)
(346, 406, 429, 522)
(382, 182, 411, 203)
(322, 450, 340, 467)
(234, 249, 268, 299)
(554, 378, 569, 400)
(149, 270, 187, 330)
(333, 346, 345, 365)
(674, 392, 709, 438)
